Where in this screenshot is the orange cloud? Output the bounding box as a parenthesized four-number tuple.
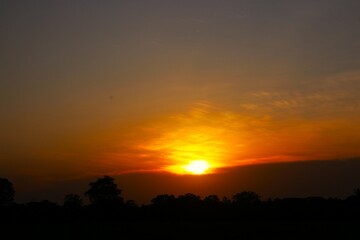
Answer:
(100, 73, 360, 175)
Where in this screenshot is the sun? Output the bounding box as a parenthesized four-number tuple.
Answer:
(184, 160, 210, 175)
(142, 103, 244, 175)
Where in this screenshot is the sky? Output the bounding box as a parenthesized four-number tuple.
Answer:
(1, 0, 360, 203)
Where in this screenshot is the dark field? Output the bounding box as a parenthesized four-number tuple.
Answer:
(2, 221, 360, 240)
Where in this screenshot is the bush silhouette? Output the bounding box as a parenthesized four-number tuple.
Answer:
(0, 177, 15, 206)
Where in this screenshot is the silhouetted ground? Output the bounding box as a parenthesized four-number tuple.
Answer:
(1, 221, 360, 240)
(2, 176, 360, 239)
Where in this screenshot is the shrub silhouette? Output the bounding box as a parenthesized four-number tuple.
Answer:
(0, 177, 15, 206)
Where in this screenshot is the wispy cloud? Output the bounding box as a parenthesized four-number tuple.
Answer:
(240, 70, 360, 115)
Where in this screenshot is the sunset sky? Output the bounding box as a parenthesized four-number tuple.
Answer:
(1, 1, 360, 203)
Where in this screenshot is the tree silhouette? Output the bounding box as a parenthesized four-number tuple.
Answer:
(0, 178, 15, 206)
(125, 200, 137, 207)
(222, 196, 231, 205)
(151, 194, 176, 206)
(232, 191, 261, 205)
(64, 193, 83, 207)
(204, 195, 220, 205)
(346, 188, 360, 204)
(354, 188, 360, 197)
(85, 176, 123, 205)
(177, 193, 201, 207)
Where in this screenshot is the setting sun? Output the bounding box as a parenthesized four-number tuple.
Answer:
(143, 104, 244, 175)
(184, 160, 210, 175)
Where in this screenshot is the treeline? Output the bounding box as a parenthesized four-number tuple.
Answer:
(1, 176, 360, 223)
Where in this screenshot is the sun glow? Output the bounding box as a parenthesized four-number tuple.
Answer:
(184, 160, 210, 175)
(143, 103, 245, 175)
